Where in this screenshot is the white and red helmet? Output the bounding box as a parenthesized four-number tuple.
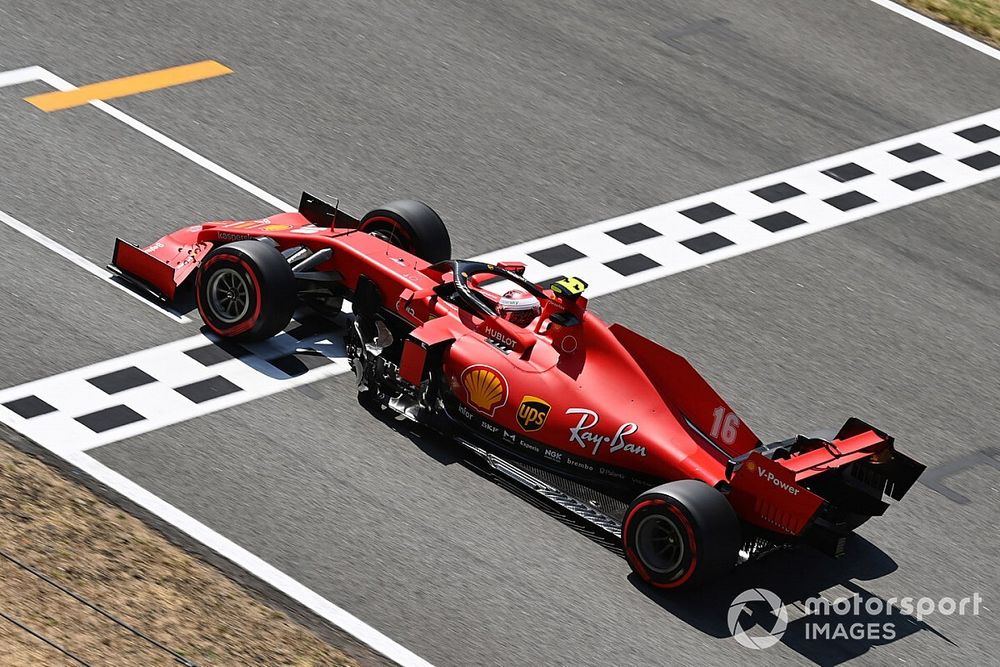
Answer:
(498, 289, 540, 327)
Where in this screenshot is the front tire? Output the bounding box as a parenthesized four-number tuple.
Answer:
(360, 200, 451, 263)
(622, 480, 740, 589)
(196, 240, 296, 341)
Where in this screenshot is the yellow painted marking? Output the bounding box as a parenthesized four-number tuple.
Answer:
(24, 60, 232, 112)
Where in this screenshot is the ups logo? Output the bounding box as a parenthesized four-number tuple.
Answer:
(516, 396, 551, 432)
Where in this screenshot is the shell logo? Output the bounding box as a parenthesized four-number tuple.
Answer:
(461, 365, 508, 416)
(746, 460, 757, 473)
(263, 223, 292, 232)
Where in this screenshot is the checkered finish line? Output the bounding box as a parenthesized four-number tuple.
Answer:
(0, 320, 351, 455)
(2, 109, 999, 453)
(473, 109, 1000, 296)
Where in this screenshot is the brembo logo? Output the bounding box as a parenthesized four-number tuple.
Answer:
(755, 464, 800, 496)
(566, 408, 647, 457)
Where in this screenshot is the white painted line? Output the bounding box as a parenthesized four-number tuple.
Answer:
(88, 98, 295, 212)
(0, 325, 436, 667)
(2, 58, 997, 667)
(0, 64, 294, 323)
(0, 66, 293, 211)
(0, 65, 47, 88)
(867, 0, 1000, 61)
(30, 68, 296, 212)
(1, 66, 429, 666)
(58, 448, 434, 667)
(0, 209, 190, 323)
(3, 107, 998, 452)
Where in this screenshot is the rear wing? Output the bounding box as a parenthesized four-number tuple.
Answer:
(728, 418, 913, 484)
(727, 418, 924, 536)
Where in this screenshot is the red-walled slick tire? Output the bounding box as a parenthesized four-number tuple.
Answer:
(196, 240, 296, 341)
(622, 480, 740, 589)
(360, 200, 451, 263)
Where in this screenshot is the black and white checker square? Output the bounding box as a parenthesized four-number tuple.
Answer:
(0, 322, 351, 452)
(472, 111, 1000, 298)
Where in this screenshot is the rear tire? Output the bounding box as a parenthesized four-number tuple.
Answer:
(622, 480, 740, 589)
(360, 200, 451, 263)
(196, 240, 296, 341)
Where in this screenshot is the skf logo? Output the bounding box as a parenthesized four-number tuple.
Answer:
(461, 365, 508, 417)
(516, 396, 551, 432)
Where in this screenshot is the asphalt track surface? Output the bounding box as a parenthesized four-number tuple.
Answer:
(1, 1, 998, 665)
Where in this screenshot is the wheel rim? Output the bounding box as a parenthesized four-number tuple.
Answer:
(206, 268, 251, 324)
(366, 220, 413, 251)
(369, 226, 399, 244)
(634, 513, 685, 574)
(369, 227, 403, 247)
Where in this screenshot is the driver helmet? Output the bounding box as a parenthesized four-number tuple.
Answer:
(498, 289, 540, 327)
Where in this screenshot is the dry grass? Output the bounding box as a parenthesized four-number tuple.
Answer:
(901, 0, 1000, 47)
(0, 440, 359, 666)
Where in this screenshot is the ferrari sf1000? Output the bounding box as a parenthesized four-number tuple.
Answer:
(110, 193, 924, 588)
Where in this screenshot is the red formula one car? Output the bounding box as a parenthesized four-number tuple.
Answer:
(111, 193, 924, 588)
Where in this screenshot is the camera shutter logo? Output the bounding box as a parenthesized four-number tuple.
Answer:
(728, 588, 788, 650)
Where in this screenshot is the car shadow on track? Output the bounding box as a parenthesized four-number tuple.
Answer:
(631, 536, 953, 665)
(356, 396, 466, 467)
(356, 396, 626, 554)
(108, 276, 198, 315)
(356, 396, 951, 664)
